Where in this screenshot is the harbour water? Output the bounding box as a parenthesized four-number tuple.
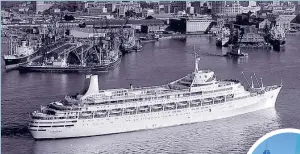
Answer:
(2, 35, 300, 154)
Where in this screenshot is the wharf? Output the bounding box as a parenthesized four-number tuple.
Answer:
(239, 44, 272, 49)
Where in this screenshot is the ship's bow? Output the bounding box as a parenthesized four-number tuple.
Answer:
(264, 85, 282, 109)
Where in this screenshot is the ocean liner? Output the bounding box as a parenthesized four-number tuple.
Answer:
(29, 57, 282, 139)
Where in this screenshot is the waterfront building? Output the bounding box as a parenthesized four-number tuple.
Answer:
(211, 1, 226, 15)
(141, 24, 167, 33)
(191, 2, 210, 15)
(169, 16, 214, 34)
(275, 15, 297, 31)
(249, 1, 257, 7)
(211, 1, 260, 17)
(36, 1, 53, 14)
(142, 9, 154, 17)
(191, 1, 201, 14)
(105, 3, 116, 13)
(186, 17, 214, 34)
(74, 14, 114, 20)
(152, 2, 160, 14)
(296, 2, 300, 15)
(171, 1, 187, 14)
(259, 19, 272, 30)
(118, 7, 127, 17)
(187, 7, 195, 14)
(87, 7, 107, 15)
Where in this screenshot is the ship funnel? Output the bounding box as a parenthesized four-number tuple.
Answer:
(81, 75, 91, 94)
(85, 75, 99, 95)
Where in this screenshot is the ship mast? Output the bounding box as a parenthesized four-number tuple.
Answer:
(9, 36, 12, 55)
(194, 45, 199, 72)
(99, 44, 102, 65)
(253, 73, 260, 87)
(242, 72, 251, 88)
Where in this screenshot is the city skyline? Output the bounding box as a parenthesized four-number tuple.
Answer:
(252, 133, 300, 154)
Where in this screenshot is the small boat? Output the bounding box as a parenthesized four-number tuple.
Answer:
(225, 45, 248, 58)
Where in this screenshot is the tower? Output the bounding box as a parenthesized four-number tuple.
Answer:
(263, 141, 271, 154)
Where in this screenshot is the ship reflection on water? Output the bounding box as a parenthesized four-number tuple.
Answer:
(33, 108, 279, 154)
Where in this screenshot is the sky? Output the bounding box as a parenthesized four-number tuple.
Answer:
(252, 133, 300, 154)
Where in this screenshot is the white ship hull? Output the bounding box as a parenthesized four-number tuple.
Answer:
(30, 87, 281, 139)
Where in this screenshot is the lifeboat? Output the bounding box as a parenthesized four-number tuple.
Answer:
(165, 104, 175, 108)
(139, 106, 149, 111)
(226, 94, 234, 98)
(96, 110, 107, 115)
(49, 101, 70, 110)
(215, 96, 224, 101)
(191, 100, 200, 105)
(111, 109, 122, 114)
(52, 101, 64, 106)
(177, 102, 187, 106)
(125, 108, 135, 112)
(96, 112, 106, 115)
(81, 112, 92, 116)
(203, 98, 213, 103)
(151, 105, 162, 110)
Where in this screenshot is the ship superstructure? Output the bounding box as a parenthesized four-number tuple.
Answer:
(29, 57, 282, 139)
(264, 23, 286, 51)
(269, 24, 286, 50)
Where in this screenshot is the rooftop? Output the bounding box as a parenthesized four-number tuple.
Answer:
(84, 19, 165, 25)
